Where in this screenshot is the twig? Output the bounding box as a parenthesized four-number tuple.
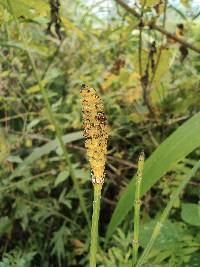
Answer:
(115, 0, 200, 54)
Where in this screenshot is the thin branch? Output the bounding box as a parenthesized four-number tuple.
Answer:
(115, 0, 200, 54)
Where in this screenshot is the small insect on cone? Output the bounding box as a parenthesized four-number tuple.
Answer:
(80, 84, 109, 185)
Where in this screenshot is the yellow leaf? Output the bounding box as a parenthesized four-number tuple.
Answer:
(153, 49, 172, 84)
(61, 17, 85, 40)
(181, 0, 191, 8)
(46, 124, 56, 131)
(122, 72, 142, 103)
(150, 49, 172, 103)
(21, 0, 49, 16)
(0, 134, 10, 163)
(130, 112, 148, 123)
(123, 86, 142, 103)
(26, 80, 47, 94)
(101, 73, 119, 91)
(140, 0, 160, 6)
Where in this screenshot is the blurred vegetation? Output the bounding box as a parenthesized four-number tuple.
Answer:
(0, 0, 200, 266)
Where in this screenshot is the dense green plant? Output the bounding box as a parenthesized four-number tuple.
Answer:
(0, 0, 200, 266)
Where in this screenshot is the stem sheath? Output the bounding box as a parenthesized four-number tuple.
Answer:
(132, 151, 145, 266)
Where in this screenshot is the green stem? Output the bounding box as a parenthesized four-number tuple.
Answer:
(89, 184, 102, 267)
(6, 0, 90, 227)
(136, 160, 200, 267)
(132, 151, 145, 266)
(27, 52, 90, 227)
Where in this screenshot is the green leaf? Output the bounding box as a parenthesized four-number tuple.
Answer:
(0, 216, 12, 236)
(54, 170, 70, 187)
(106, 112, 200, 242)
(140, 0, 160, 7)
(0, 0, 33, 18)
(0, 0, 49, 18)
(139, 220, 184, 250)
(181, 203, 200, 226)
(9, 131, 83, 180)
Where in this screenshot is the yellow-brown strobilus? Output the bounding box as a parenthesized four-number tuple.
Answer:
(80, 84, 109, 184)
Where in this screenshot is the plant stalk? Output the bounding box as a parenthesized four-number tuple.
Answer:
(6, 0, 90, 227)
(89, 184, 102, 267)
(132, 151, 145, 266)
(136, 160, 200, 267)
(27, 52, 90, 227)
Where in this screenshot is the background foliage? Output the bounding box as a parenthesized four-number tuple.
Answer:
(0, 0, 200, 266)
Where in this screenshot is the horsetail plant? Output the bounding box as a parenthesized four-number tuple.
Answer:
(136, 160, 200, 267)
(132, 151, 145, 266)
(80, 84, 109, 267)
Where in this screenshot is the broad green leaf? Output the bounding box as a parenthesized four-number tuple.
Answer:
(181, 203, 200, 226)
(9, 131, 83, 180)
(106, 112, 200, 242)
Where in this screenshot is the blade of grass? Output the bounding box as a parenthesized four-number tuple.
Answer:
(136, 160, 200, 267)
(132, 151, 145, 266)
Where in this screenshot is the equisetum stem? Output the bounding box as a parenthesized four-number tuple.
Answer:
(132, 151, 145, 267)
(89, 184, 102, 267)
(136, 160, 200, 267)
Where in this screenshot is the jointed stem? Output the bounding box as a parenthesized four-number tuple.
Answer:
(132, 151, 145, 266)
(89, 184, 102, 267)
(136, 160, 200, 267)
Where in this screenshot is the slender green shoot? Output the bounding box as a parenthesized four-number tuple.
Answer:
(27, 51, 90, 227)
(132, 151, 145, 266)
(7, 0, 90, 227)
(136, 160, 200, 267)
(89, 184, 102, 267)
